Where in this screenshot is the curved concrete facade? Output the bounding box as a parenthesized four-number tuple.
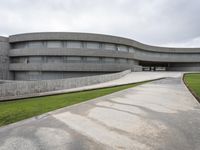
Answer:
(0, 32, 200, 80)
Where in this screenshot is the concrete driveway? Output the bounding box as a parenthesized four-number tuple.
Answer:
(0, 72, 200, 150)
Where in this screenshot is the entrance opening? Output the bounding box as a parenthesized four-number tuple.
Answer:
(139, 61, 168, 71)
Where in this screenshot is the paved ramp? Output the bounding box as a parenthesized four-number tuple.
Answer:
(0, 73, 200, 150)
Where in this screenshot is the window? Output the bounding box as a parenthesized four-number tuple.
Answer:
(11, 57, 19, 63)
(103, 58, 115, 63)
(118, 58, 127, 63)
(128, 59, 134, 64)
(29, 71, 41, 80)
(11, 57, 28, 63)
(46, 57, 63, 63)
(47, 41, 63, 48)
(103, 43, 116, 51)
(42, 72, 63, 80)
(85, 57, 100, 62)
(129, 47, 135, 53)
(86, 42, 100, 49)
(63, 56, 68, 63)
(12, 42, 27, 49)
(28, 41, 43, 48)
(67, 56, 82, 62)
(15, 72, 28, 80)
(67, 41, 82, 48)
(117, 45, 128, 52)
(29, 57, 42, 63)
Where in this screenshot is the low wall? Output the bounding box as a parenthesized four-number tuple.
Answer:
(0, 70, 131, 101)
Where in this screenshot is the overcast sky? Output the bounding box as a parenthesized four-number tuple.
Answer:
(1, 0, 200, 47)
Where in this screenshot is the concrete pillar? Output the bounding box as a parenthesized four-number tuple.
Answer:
(0, 36, 11, 80)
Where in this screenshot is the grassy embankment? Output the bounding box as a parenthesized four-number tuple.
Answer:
(0, 81, 147, 127)
(184, 73, 200, 102)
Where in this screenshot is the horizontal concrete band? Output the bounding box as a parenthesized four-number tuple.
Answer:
(9, 48, 200, 63)
(134, 51, 200, 62)
(9, 63, 136, 72)
(9, 48, 135, 59)
(0, 70, 131, 101)
(10, 48, 200, 62)
(9, 32, 200, 53)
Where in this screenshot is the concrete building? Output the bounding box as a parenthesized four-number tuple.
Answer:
(0, 32, 200, 81)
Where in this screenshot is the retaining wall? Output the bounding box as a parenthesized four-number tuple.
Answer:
(0, 70, 131, 101)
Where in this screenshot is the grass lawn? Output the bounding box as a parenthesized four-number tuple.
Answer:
(184, 73, 200, 102)
(0, 82, 146, 127)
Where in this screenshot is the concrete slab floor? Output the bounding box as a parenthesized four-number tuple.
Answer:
(0, 72, 200, 150)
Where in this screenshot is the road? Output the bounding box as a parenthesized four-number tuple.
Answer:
(0, 72, 200, 150)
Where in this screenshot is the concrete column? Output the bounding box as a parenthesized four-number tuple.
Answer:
(0, 36, 11, 80)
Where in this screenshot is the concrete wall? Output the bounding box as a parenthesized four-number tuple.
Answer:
(134, 49, 200, 62)
(9, 32, 200, 53)
(0, 37, 10, 80)
(9, 37, 140, 80)
(9, 63, 136, 72)
(8, 32, 200, 75)
(0, 70, 131, 101)
(8, 35, 139, 80)
(0, 32, 199, 80)
(9, 48, 135, 59)
(13, 71, 111, 81)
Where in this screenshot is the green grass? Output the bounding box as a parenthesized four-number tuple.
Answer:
(184, 73, 200, 101)
(0, 82, 145, 127)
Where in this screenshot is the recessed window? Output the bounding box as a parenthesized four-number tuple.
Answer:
(29, 57, 42, 63)
(117, 45, 128, 52)
(129, 47, 135, 53)
(11, 57, 19, 63)
(128, 59, 134, 64)
(42, 72, 63, 80)
(86, 42, 100, 49)
(11, 57, 28, 63)
(67, 56, 82, 62)
(67, 41, 82, 48)
(103, 43, 116, 51)
(103, 58, 115, 63)
(46, 57, 63, 63)
(28, 41, 43, 48)
(29, 71, 41, 80)
(47, 41, 63, 48)
(12, 42, 27, 49)
(85, 57, 100, 62)
(14, 72, 28, 80)
(118, 58, 127, 63)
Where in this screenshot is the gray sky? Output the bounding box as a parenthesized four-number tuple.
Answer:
(1, 0, 200, 47)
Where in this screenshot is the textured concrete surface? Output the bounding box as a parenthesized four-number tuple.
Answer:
(0, 70, 130, 101)
(8, 32, 200, 53)
(2, 32, 200, 81)
(0, 72, 200, 150)
(0, 37, 10, 80)
(0, 71, 181, 101)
